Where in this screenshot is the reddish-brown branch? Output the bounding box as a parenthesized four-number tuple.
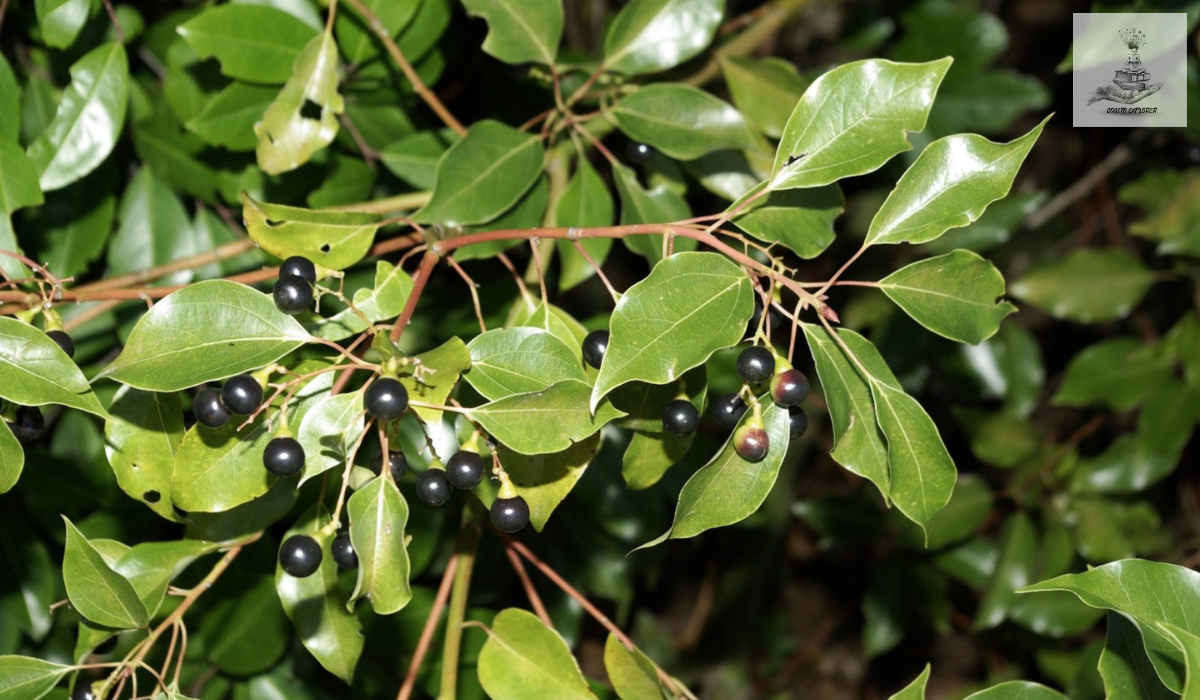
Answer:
(502, 544, 552, 626)
(390, 252, 438, 343)
(395, 556, 459, 700)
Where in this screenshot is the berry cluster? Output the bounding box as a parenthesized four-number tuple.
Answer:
(718, 346, 810, 463)
(194, 374, 264, 429)
(273, 256, 317, 315)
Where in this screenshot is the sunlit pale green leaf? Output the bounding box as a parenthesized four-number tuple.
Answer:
(466, 327, 586, 401)
(201, 576, 289, 676)
(178, 5, 317, 83)
(461, 0, 563, 65)
(1010, 248, 1155, 324)
(297, 391, 366, 484)
(0, 656, 71, 700)
(0, 316, 109, 419)
(398, 336, 471, 423)
(612, 84, 754, 160)
(603, 0, 724, 76)
(62, 517, 148, 629)
(879, 250, 1016, 344)
(732, 182, 843, 259)
(478, 608, 599, 700)
(255, 32, 344, 175)
(172, 415, 273, 513)
(105, 386, 185, 522)
(475, 379, 625, 455)
(308, 261, 413, 341)
(889, 665, 931, 700)
(720, 55, 807, 139)
(501, 436, 600, 531)
(604, 634, 668, 700)
(347, 476, 413, 614)
(243, 195, 381, 270)
(186, 82, 276, 152)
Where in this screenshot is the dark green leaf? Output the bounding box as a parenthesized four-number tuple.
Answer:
(612, 84, 755, 160)
(0, 422, 20, 494)
(347, 476, 413, 614)
(186, 82, 276, 151)
(475, 379, 625, 455)
(201, 576, 288, 676)
(1010, 248, 1155, 324)
(621, 430, 693, 491)
(178, 5, 317, 83)
(1100, 611, 1177, 700)
(337, 0, 420, 64)
(0, 57, 16, 141)
(0, 141, 44, 214)
(604, 634, 667, 700)
(37, 193, 115, 280)
(553, 158, 615, 291)
(0, 316, 109, 418)
(461, 0, 563, 65)
(380, 130, 453, 189)
(62, 517, 149, 629)
(452, 177, 549, 262)
(612, 162, 691, 265)
(1052, 337, 1172, 411)
(255, 32, 345, 175)
(107, 167, 196, 284)
(602, 0, 724, 76)
(975, 512, 1036, 630)
(243, 195, 382, 270)
(105, 387, 185, 522)
(719, 55, 807, 139)
(1073, 433, 1180, 495)
(501, 436, 600, 531)
(879, 250, 1016, 344)
(478, 608, 599, 700)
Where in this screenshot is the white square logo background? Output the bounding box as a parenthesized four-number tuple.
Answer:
(1072, 13, 1187, 127)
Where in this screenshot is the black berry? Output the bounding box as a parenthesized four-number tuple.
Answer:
(47, 330, 75, 359)
(712, 393, 747, 429)
(365, 378, 408, 421)
(11, 406, 44, 444)
(737, 347, 775, 384)
(369, 449, 407, 481)
(279, 535, 322, 577)
(221, 375, 263, 415)
(71, 683, 96, 700)
(273, 275, 313, 315)
(93, 635, 118, 655)
(279, 256, 316, 284)
(662, 400, 699, 438)
(582, 330, 609, 369)
(490, 496, 530, 533)
(331, 532, 358, 569)
(446, 450, 485, 489)
(194, 388, 231, 429)
(263, 437, 304, 477)
(416, 469, 452, 506)
(626, 142, 656, 164)
(734, 424, 770, 462)
(789, 406, 808, 440)
(771, 369, 810, 406)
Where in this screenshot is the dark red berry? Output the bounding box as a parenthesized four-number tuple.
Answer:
(582, 330, 609, 369)
(263, 437, 304, 477)
(416, 469, 452, 506)
(662, 400, 699, 437)
(737, 347, 775, 384)
(221, 375, 263, 415)
(446, 450, 485, 489)
(11, 406, 44, 444)
(712, 393, 747, 429)
(369, 449, 407, 481)
(273, 275, 313, 315)
(365, 378, 408, 421)
(734, 425, 770, 463)
(279, 535, 322, 577)
(331, 532, 358, 569)
(771, 369, 810, 406)
(47, 330, 75, 359)
(279, 256, 317, 284)
(194, 388, 231, 428)
(789, 406, 808, 440)
(490, 496, 530, 533)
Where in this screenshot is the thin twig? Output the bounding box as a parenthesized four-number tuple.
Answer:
(447, 257, 487, 332)
(395, 556, 459, 700)
(503, 545, 552, 626)
(1026, 141, 1134, 229)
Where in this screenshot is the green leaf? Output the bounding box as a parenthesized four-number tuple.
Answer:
(380, 130, 453, 189)
(62, 517, 149, 629)
(398, 336, 471, 423)
(0, 656, 70, 700)
(622, 429, 693, 491)
(604, 634, 667, 700)
(201, 576, 289, 676)
(35, 0, 89, 49)
(466, 327, 586, 402)
(1072, 433, 1180, 496)
(553, 157, 615, 291)
(612, 162, 691, 265)
(975, 512, 1036, 630)
(396, 0, 451, 62)
(878, 250, 1016, 344)
(415, 120, 545, 226)
(507, 297, 588, 350)
(719, 55, 807, 139)
(336, 0, 420, 64)
(865, 118, 1046, 246)
(0, 214, 28, 283)
(1010, 248, 1155, 324)
(501, 436, 600, 531)
(0, 421, 20, 494)
(461, 0, 563, 65)
(109, 540, 217, 616)
(243, 195, 382, 270)
(731, 182, 843, 259)
(98, 280, 311, 391)
(186, 82, 276, 151)
(922, 474, 993, 550)
(475, 379, 625, 455)
(178, 5, 317, 83)
(0, 57, 16, 141)
(308, 261, 413, 341)
(602, 0, 724, 76)
(37, 193, 115, 280)
(452, 177, 549, 262)
(255, 31, 345, 175)
(0, 141, 44, 213)
(276, 505, 363, 682)
(771, 58, 951, 190)
(0, 316, 109, 419)
(962, 682, 1069, 700)
(107, 168, 196, 284)
(612, 84, 754, 160)
(1051, 337, 1173, 411)
(642, 402, 789, 545)
(478, 608, 599, 700)
(1160, 624, 1200, 700)
(297, 392, 366, 484)
(610, 367, 707, 433)
(105, 387, 185, 521)
(1101, 611, 1177, 700)
(590, 252, 752, 410)
(26, 42, 128, 192)
(889, 665, 931, 700)
(347, 476, 412, 614)
(1019, 560, 1200, 692)
(172, 415, 274, 513)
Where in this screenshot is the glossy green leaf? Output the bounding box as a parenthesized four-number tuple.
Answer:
(380, 130, 452, 189)
(1010, 248, 1155, 324)
(186, 82, 276, 151)
(879, 250, 1016, 344)
(243, 195, 382, 270)
(297, 391, 366, 484)
(201, 576, 289, 676)
(771, 58, 951, 190)
(975, 512, 1036, 630)
(416, 121, 544, 226)
(719, 55, 807, 139)
(26, 42, 128, 191)
(622, 430, 693, 492)
(604, 634, 667, 700)
(461, 0, 563, 65)
(591, 252, 752, 410)
(475, 379, 625, 455)
(865, 118, 1046, 246)
(98, 280, 311, 391)
(603, 0, 724, 76)
(337, 0, 420, 64)
(398, 336, 471, 423)
(502, 436, 600, 531)
(0, 141, 43, 214)
(478, 608, 599, 700)
(62, 517, 148, 629)
(109, 540, 217, 615)
(466, 327, 585, 402)
(107, 167, 196, 284)
(178, 5, 317, 83)
(731, 183, 843, 259)
(1100, 611, 1176, 700)
(37, 193, 114, 280)
(1020, 560, 1200, 693)
(612, 161, 691, 265)
(1051, 337, 1173, 411)
(347, 476, 413, 614)
(309, 261, 413, 341)
(507, 297, 588, 350)
(396, 0, 451, 61)
(0, 214, 29, 281)
(1161, 624, 1200, 700)
(1072, 433, 1179, 495)
(554, 157, 615, 292)
(889, 665, 931, 700)
(105, 387, 185, 521)
(0, 422, 20, 494)
(0, 316, 109, 419)
(612, 84, 754, 160)
(35, 0, 89, 48)
(963, 683, 1069, 700)
(172, 414, 273, 513)
(0, 656, 70, 700)
(276, 505, 363, 682)
(452, 176, 549, 261)
(255, 31, 345, 175)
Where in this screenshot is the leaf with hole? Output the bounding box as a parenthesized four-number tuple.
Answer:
(105, 387, 186, 522)
(243, 195, 382, 271)
(255, 32, 345, 175)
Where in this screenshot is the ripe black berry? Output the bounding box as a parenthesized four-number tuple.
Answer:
(47, 330, 75, 359)
(279, 256, 316, 284)
(263, 437, 304, 477)
(11, 406, 44, 444)
(416, 469, 452, 506)
(93, 635, 118, 655)
(626, 142, 656, 164)
(712, 393, 747, 429)
(490, 496, 530, 533)
(771, 369, 810, 406)
(365, 378, 408, 421)
(369, 449, 407, 481)
(279, 534, 322, 577)
(273, 275, 313, 315)
(221, 375, 263, 415)
(446, 450, 485, 489)
(662, 400, 699, 438)
(582, 330, 609, 369)
(734, 424, 770, 462)
(194, 388, 231, 428)
(737, 347, 775, 384)
(71, 683, 96, 700)
(789, 407, 808, 440)
(331, 532, 358, 569)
